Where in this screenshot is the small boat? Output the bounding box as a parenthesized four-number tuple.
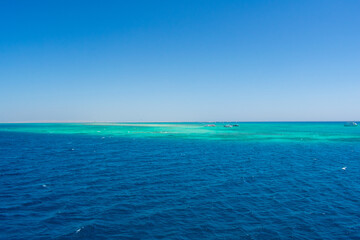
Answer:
(232, 124, 239, 127)
(344, 122, 358, 127)
(205, 124, 216, 127)
(224, 124, 233, 128)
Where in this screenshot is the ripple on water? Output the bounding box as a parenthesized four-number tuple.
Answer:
(0, 128, 360, 239)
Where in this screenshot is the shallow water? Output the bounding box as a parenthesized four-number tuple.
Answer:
(1, 123, 360, 239)
(1, 122, 360, 142)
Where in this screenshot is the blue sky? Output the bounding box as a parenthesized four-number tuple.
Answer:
(1, 0, 359, 122)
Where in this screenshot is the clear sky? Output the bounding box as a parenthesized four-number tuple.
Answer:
(1, 0, 359, 122)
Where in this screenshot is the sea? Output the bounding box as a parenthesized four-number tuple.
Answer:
(1, 122, 359, 239)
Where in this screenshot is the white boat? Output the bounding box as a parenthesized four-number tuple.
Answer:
(344, 122, 358, 127)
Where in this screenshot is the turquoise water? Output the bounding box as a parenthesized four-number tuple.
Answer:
(1, 123, 360, 239)
(0, 122, 359, 142)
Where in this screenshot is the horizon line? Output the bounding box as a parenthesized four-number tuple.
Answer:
(0, 120, 358, 124)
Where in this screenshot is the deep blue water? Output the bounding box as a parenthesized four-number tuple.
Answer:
(1, 131, 360, 239)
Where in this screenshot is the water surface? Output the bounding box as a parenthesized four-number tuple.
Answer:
(1, 123, 359, 239)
